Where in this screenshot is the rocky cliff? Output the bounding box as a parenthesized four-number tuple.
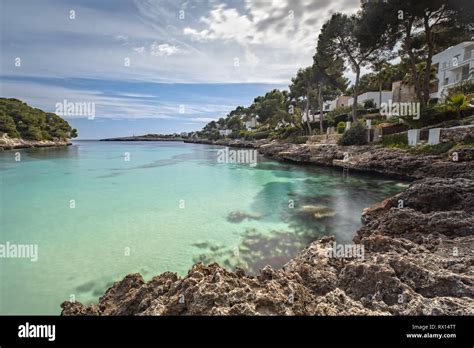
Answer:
(61, 140, 473, 316)
(0, 134, 71, 150)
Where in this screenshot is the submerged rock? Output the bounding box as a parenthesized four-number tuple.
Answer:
(298, 205, 336, 220)
(227, 211, 262, 223)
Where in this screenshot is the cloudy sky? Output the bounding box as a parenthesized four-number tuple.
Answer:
(0, 0, 360, 138)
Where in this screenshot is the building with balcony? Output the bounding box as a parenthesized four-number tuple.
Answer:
(430, 41, 474, 100)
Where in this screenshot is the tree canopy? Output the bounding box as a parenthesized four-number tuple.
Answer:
(199, 0, 474, 137)
(0, 98, 77, 140)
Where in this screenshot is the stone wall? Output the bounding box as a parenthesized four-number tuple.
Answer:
(440, 125, 474, 143)
(308, 134, 342, 144)
(392, 81, 417, 103)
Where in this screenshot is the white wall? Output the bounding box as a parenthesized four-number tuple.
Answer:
(348, 91, 392, 108)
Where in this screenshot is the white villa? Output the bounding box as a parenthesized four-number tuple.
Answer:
(430, 41, 474, 100)
(347, 91, 392, 109)
(322, 92, 391, 113)
(244, 116, 259, 130)
(219, 129, 232, 136)
(302, 110, 319, 122)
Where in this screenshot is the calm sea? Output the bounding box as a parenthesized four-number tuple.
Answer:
(0, 141, 406, 314)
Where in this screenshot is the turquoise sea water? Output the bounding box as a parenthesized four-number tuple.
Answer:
(0, 141, 407, 314)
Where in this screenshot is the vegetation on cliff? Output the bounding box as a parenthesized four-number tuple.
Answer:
(0, 98, 77, 140)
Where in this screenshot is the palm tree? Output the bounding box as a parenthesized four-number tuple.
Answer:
(370, 61, 395, 107)
(445, 93, 468, 118)
(402, 62, 437, 101)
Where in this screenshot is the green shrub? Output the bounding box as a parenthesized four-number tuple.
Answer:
(207, 131, 220, 140)
(272, 126, 300, 139)
(428, 98, 439, 106)
(334, 113, 349, 124)
(23, 126, 43, 140)
(0, 112, 20, 138)
(404, 105, 474, 128)
(228, 131, 241, 139)
(253, 130, 271, 139)
(409, 142, 454, 155)
(337, 121, 346, 134)
(293, 136, 308, 144)
(461, 135, 474, 145)
(363, 99, 376, 109)
(381, 133, 408, 148)
(441, 119, 462, 128)
(447, 80, 474, 96)
(338, 123, 367, 146)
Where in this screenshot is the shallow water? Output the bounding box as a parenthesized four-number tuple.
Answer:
(0, 141, 407, 314)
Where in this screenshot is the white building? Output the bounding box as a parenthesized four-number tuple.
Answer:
(275, 120, 295, 130)
(302, 110, 318, 122)
(347, 91, 392, 108)
(244, 116, 259, 130)
(218, 129, 232, 136)
(430, 41, 474, 100)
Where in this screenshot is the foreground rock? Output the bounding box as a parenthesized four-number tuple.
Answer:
(61, 177, 473, 316)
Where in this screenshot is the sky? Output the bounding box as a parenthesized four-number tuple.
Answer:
(0, 0, 361, 139)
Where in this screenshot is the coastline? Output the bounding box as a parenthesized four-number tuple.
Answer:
(0, 137, 72, 150)
(184, 136, 474, 181)
(101, 136, 186, 142)
(61, 136, 474, 316)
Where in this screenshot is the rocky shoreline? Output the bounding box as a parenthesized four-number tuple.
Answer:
(0, 136, 71, 150)
(101, 136, 185, 142)
(61, 137, 474, 316)
(184, 137, 474, 180)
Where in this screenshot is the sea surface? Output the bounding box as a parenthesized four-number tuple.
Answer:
(0, 141, 407, 314)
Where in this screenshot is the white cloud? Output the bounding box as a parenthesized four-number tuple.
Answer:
(150, 42, 180, 56)
(116, 92, 156, 98)
(1, 0, 361, 85)
(133, 46, 145, 54)
(184, 5, 259, 44)
(180, 0, 361, 82)
(189, 117, 219, 122)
